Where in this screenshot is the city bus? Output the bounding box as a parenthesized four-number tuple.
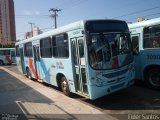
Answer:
(15, 19, 135, 100)
(0, 48, 16, 65)
(128, 17, 160, 89)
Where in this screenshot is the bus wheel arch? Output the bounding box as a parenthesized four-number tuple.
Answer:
(56, 73, 71, 96)
(144, 65, 160, 89)
(26, 67, 32, 79)
(56, 73, 64, 89)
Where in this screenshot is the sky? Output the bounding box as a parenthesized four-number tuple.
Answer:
(14, 0, 160, 40)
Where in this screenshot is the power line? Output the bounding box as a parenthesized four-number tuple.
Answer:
(126, 12, 160, 22)
(15, 15, 50, 19)
(54, 0, 78, 9)
(112, 6, 160, 19)
(62, 0, 89, 11)
(16, 25, 54, 38)
(16, 0, 87, 18)
(16, 15, 49, 17)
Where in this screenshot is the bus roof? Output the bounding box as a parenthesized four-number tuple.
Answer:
(128, 17, 160, 29)
(16, 19, 126, 45)
(16, 20, 85, 45)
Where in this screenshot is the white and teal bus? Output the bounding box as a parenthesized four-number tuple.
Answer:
(15, 19, 135, 100)
(129, 17, 160, 89)
(0, 48, 16, 65)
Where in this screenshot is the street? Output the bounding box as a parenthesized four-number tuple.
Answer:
(0, 65, 160, 120)
(0, 65, 112, 120)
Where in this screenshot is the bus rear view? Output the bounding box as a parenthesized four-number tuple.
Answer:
(85, 20, 135, 99)
(0, 48, 15, 65)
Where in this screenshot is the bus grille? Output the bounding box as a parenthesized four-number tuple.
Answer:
(111, 82, 125, 90)
(102, 68, 128, 78)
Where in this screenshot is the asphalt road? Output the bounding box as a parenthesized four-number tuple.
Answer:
(0, 65, 111, 120)
(0, 67, 52, 120)
(1, 65, 160, 120)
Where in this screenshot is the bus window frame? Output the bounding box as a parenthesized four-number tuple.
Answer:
(52, 33, 69, 58)
(40, 37, 52, 58)
(143, 24, 160, 49)
(131, 34, 140, 55)
(24, 42, 33, 57)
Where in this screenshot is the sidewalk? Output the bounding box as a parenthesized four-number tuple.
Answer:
(0, 67, 118, 120)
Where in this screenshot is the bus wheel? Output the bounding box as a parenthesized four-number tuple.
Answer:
(26, 68, 32, 80)
(61, 77, 71, 96)
(145, 68, 160, 89)
(0, 60, 3, 66)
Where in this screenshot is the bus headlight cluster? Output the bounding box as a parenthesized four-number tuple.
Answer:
(128, 64, 134, 71)
(96, 78, 103, 87)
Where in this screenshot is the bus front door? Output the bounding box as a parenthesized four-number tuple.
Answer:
(72, 37, 88, 96)
(131, 34, 141, 79)
(33, 45, 42, 80)
(19, 48, 25, 74)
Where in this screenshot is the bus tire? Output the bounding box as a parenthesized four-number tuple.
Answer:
(145, 68, 160, 90)
(61, 76, 71, 96)
(0, 60, 3, 66)
(26, 68, 32, 80)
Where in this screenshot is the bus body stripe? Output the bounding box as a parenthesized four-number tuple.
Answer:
(29, 58, 40, 79)
(5, 55, 13, 64)
(40, 58, 48, 75)
(40, 58, 51, 83)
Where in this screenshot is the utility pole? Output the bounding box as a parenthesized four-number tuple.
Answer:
(28, 22, 35, 37)
(49, 8, 61, 29)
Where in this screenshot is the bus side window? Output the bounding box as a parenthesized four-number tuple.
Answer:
(40, 37, 52, 58)
(52, 34, 69, 58)
(4, 50, 10, 55)
(0, 50, 3, 55)
(144, 25, 160, 48)
(131, 36, 139, 55)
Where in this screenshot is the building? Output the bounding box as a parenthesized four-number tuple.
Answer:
(0, 0, 16, 46)
(137, 17, 145, 22)
(25, 27, 43, 39)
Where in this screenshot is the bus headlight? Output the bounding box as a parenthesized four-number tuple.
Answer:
(128, 64, 134, 71)
(96, 78, 103, 87)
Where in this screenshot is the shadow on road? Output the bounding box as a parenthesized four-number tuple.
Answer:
(81, 82, 160, 111)
(0, 69, 77, 120)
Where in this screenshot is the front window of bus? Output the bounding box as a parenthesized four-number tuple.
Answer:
(85, 20, 133, 70)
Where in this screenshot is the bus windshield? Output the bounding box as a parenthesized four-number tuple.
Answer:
(88, 32, 132, 69)
(85, 20, 133, 70)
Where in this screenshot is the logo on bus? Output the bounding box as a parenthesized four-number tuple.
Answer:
(56, 61, 64, 69)
(73, 30, 81, 35)
(147, 54, 160, 59)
